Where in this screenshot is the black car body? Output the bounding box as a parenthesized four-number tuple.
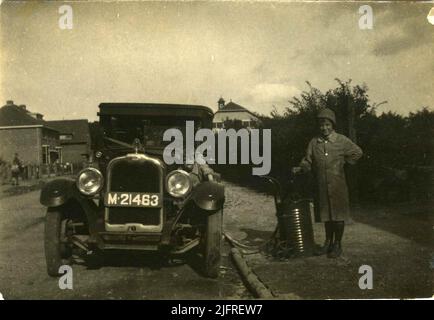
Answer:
(40, 103, 225, 278)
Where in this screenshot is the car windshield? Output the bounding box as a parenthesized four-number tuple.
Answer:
(103, 115, 202, 149)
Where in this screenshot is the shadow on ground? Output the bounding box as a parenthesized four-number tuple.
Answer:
(239, 228, 274, 246)
(77, 250, 206, 274)
(352, 201, 433, 248)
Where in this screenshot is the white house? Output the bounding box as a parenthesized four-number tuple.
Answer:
(212, 97, 261, 131)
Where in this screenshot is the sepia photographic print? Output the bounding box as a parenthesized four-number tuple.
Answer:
(0, 0, 433, 305)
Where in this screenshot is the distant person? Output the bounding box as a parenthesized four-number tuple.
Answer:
(293, 108, 363, 258)
(0, 158, 7, 184)
(11, 153, 23, 186)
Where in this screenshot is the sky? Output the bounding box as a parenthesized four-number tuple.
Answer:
(0, 1, 433, 122)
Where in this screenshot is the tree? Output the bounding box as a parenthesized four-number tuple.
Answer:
(406, 107, 434, 166)
(217, 79, 433, 203)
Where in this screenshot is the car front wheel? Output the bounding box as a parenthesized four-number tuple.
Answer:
(44, 208, 72, 277)
(202, 210, 222, 278)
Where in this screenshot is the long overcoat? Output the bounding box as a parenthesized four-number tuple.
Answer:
(300, 131, 363, 222)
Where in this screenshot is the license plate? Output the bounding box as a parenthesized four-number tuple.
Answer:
(104, 192, 162, 208)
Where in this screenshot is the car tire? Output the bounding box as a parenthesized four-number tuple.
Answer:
(202, 210, 222, 278)
(44, 208, 71, 277)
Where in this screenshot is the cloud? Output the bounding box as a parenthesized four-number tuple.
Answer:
(247, 82, 300, 106)
(0, 1, 432, 119)
(372, 6, 432, 56)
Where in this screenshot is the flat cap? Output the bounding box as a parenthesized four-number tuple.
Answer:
(317, 108, 336, 125)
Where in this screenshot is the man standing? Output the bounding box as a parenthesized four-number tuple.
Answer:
(11, 153, 22, 186)
(294, 108, 363, 258)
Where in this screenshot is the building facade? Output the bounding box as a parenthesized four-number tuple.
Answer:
(0, 101, 60, 165)
(47, 119, 91, 165)
(212, 97, 261, 131)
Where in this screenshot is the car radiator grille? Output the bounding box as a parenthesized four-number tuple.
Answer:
(110, 160, 160, 192)
(107, 157, 163, 226)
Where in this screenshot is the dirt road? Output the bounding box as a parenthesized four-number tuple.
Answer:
(223, 181, 433, 299)
(0, 189, 249, 300)
(0, 180, 432, 299)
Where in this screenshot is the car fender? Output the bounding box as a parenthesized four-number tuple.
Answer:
(191, 181, 225, 211)
(40, 177, 77, 207)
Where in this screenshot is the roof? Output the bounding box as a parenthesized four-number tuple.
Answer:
(98, 103, 214, 120)
(214, 101, 259, 119)
(0, 104, 57, 132)
(47, 119, 90, 144)
(0, 104, 45, 126)
(218, 101, 250, 112)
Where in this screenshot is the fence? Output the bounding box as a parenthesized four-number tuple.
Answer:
(0, 162, 80, 184)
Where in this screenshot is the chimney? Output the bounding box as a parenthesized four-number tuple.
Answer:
(6, 100, 14, 106)
(29, 112, 43, 120)
(18, 104, 27, 111)
(218, 97, 225, 110)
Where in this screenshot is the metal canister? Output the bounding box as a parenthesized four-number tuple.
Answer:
(278, 199, 315, 256)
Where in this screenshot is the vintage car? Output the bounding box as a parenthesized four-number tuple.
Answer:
(40, 103, 225, 278)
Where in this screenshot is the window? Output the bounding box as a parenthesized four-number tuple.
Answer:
(42, 145, 49, 164)
(103, 115, 202, 149)
(242, 120, 251, 128)
(55, 147, 63, 164)
(60, 134, 73, 141)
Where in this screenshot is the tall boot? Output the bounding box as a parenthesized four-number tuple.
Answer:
(328, 221, 344, 258)
(314, 221, 334, 256)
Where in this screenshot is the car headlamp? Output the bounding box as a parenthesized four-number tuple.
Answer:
(166, 170, 192, 198)
(76, 167, 103, 196)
